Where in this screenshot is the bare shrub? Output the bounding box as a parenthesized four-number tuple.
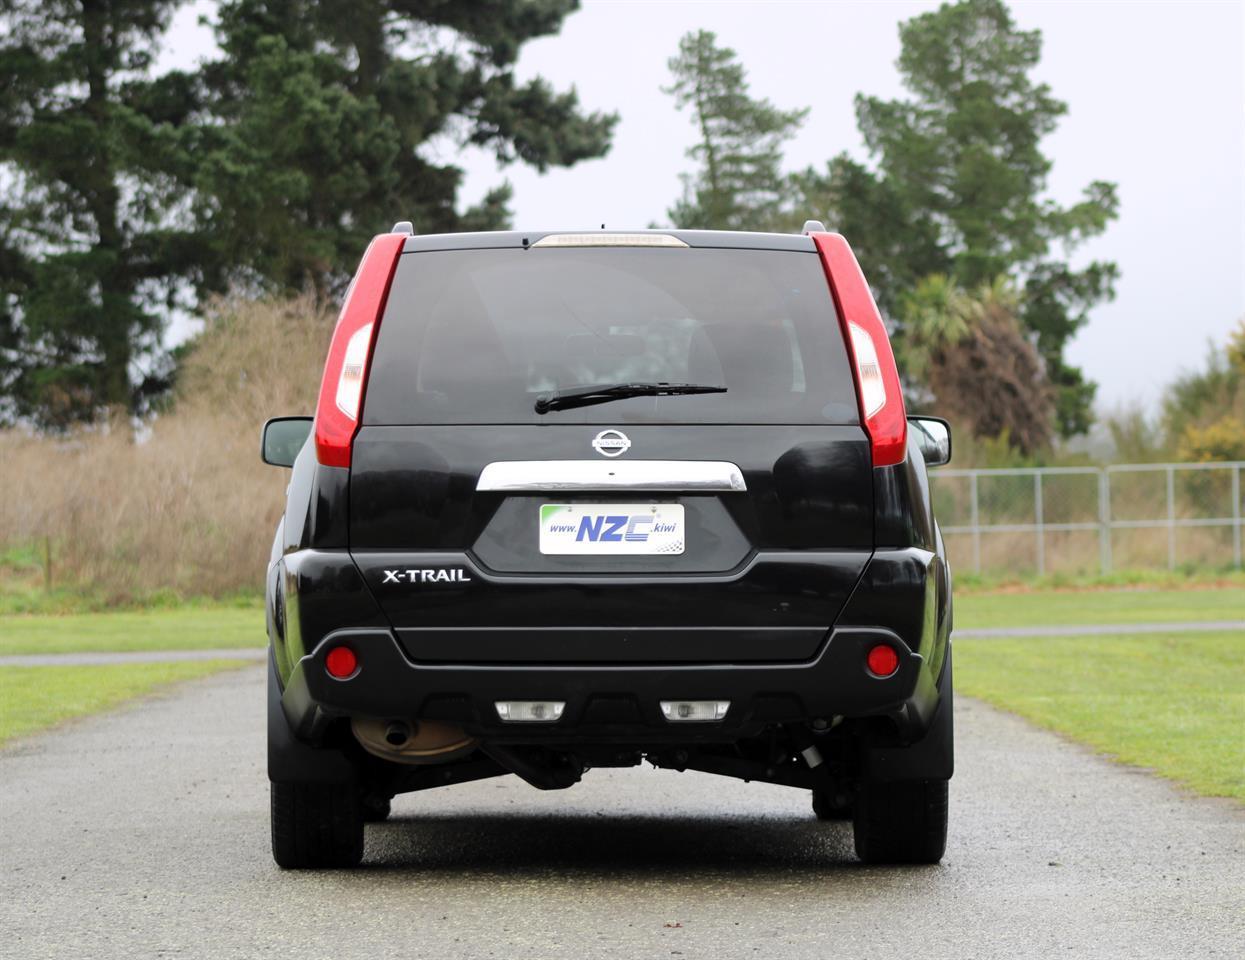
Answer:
(902, 275, 1055, 457)
(0, 296, 332, 601)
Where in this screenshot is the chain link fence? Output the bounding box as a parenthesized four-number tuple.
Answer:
(931, 462, 1245, 576)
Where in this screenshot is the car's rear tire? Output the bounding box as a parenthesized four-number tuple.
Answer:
(852, 778, 948, 864)
(361, 796, 392, 823)
(270, 781, 364, 869)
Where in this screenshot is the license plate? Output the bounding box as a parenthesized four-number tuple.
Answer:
(538, 503, 685, 555)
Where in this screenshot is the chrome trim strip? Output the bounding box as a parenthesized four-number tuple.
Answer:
(476, 460, 747, 492)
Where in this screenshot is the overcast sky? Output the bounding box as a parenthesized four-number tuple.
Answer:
(164, 0, 1245, 414)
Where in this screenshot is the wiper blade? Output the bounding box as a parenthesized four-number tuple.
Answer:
(534, 381, 727, 414)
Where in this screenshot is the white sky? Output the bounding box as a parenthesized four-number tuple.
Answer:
(162, 0, 1245, 414)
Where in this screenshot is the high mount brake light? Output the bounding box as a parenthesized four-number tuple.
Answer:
(314, 233, 406, 468)
(810, 233, 908, 467)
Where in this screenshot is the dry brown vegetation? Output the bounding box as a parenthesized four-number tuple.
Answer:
(0, 297, 332, 601)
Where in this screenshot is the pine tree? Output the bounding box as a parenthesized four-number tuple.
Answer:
(196, 0, 618, 294)
(0, 0, 201, 426)
(664, 30, 807, 231)
(796, 0, 1119, 436)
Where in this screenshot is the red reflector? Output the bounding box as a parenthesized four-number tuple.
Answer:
(325, 646, 358, 679)
(866, 644, 900, 678)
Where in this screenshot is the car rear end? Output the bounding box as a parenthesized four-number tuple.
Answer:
(265, 227, 953, 868)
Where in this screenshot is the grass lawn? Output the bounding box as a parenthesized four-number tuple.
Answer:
(0, 581, 1240, 803)
(955, 587, 1245, 630)
(956, 631, 1245, 801)
(0, 661, 250, 746)
(0, 606, 265, 655)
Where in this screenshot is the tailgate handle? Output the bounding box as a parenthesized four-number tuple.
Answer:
(476, 460, 747, 492)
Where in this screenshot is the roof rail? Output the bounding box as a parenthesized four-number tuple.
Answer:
(391, 220, 415, 236)
(802, 219, 827, 234)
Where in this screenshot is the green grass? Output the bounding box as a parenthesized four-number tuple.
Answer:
(954, 568, 1245, 595)
(0, 607, 265, 655)
(0, 661, 249, 746)
(956, 587, 1245, 629)
(957, 631, 1245, 800)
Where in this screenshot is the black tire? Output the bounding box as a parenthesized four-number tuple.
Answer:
(270, 780, 364, 869)
(852, 778, 948, 864)
(361, 796, 392, 823)
(811, 787, 853, 821)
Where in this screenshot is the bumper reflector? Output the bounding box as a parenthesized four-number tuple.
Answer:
(866, 643, 900, 678)
(324, 646, 358, 679)
(495, 700, 565, 723)
(659, 700, 730, 722)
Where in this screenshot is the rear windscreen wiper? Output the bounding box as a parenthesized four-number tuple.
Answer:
(534, 381, 727, 414)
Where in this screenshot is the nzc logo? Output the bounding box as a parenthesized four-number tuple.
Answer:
(575, 514, 653, 543)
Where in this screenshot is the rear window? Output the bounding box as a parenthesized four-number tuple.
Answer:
(363, 246, 859, 425)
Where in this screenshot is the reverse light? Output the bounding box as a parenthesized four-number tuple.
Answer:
(335, 323, 373, 418)
(809, 232, 908, 467)
(847, 322, 886, 418)
(495, 700, 565, 723)
(325, 646, 358, 679)
(313, 232, 406, 468)
(865, 643, 900, 679)
(659, 700, 731, 722)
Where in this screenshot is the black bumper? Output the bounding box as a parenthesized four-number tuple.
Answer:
(280, 623, 934, 745)
(271, 543, 951, 750)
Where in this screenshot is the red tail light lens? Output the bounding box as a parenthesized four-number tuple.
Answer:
(313, 233, 406, 468)
(866, 643, 900, 678)
(810, 232, 908, 467)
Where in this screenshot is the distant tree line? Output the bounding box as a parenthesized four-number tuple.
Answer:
(1, 0, 1124, 453)
(664, 0, 1122, 455)
(1106, 318, 1245, 464)
(0, 0, 616, 428)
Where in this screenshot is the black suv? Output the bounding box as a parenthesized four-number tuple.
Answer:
(261, 225, 954, 869)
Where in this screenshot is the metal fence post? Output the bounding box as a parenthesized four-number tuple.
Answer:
(1233, 465, 1241, 570)
(1166, 466, 1176, 571)
(970, 472, 981, 574)
(1098, 469, 1112, 575)
(1033, 472, 1045, 576)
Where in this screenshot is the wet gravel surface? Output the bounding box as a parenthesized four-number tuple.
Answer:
(1, 666, 1242, 959)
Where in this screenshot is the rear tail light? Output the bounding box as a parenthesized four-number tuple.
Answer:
(313, 233, 406, 468)
(809, 232, 908, 467)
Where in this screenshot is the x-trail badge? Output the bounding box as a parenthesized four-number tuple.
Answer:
(591, 429, 631, 457)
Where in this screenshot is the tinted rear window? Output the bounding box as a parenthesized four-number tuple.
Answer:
(364, 247, 859, 425)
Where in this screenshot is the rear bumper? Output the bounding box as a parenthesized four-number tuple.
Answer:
(281, 624, 931, 745)
(271, 544, 951, 746)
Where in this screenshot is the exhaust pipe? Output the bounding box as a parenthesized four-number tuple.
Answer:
(351, 717, 477, 764)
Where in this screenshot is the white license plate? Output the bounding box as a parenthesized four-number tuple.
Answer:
(538, 503, 685, 555)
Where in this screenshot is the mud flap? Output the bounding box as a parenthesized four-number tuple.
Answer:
(267, 654, 356, 785)
(862, 648, 954, 782)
